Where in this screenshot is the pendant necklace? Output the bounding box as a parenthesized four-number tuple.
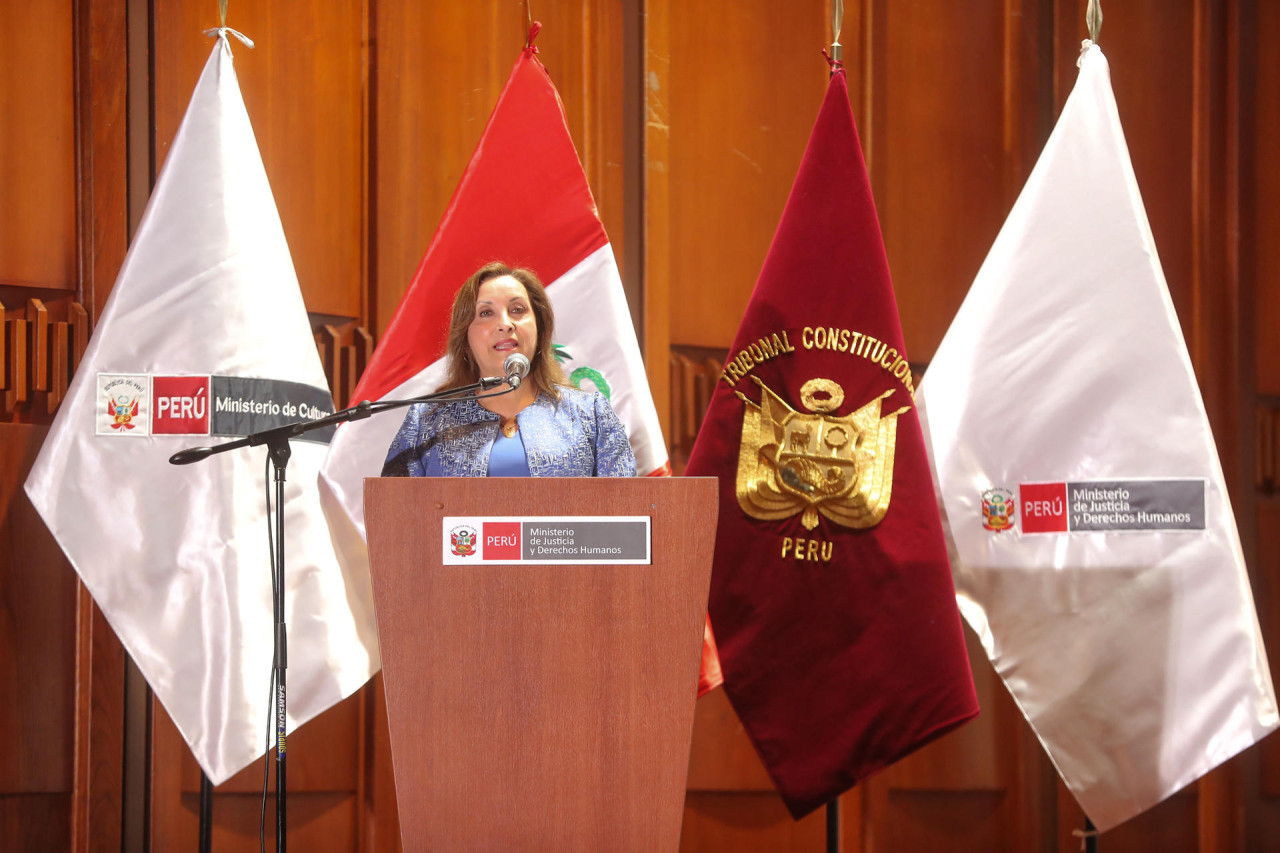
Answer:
(501, 418, 518, 439)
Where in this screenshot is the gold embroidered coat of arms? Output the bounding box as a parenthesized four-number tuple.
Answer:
(734, 376, 911, 530)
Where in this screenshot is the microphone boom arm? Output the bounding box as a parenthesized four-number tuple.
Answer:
(169, 377, 515, 465)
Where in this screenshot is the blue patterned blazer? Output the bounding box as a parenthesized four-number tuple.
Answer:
(381, 387, 637, 478)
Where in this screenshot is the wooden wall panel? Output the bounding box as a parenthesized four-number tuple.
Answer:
(152, 0, 366, 319)
(0, 425, 78, 834)
(1256, 0, 1280, 396)
(661, 2, 828, 350)
(149, 692, 364, 851)
(76, 0, 131, 322)
(0, 795, 72, 852)
(868, 0, 1041, 362)
(0, 0, 76, 291)
(371, 1, 628, 337)
(371, 1, 514, 337)
(535, 2, 629, 280)
(1258, 497, 1280, 796)
(680, 791, 830, 851)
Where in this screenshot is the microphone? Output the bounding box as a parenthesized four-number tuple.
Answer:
(503, 352, 531, 389)
(170, 446, 216, 465)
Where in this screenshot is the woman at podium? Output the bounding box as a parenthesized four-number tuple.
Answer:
(382, 262, 637, 478)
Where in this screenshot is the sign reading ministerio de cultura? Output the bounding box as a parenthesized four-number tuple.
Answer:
(96, 372, 335, 441)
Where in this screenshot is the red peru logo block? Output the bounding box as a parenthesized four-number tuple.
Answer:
(152, 375, 211, 435)
(483, 522, 521, 560)
(1020, 482, 1067, 533)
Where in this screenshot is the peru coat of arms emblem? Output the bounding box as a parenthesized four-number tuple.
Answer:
(734, 376, 911, 531)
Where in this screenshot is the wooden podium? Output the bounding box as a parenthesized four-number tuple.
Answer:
(365, 476, 718, 851)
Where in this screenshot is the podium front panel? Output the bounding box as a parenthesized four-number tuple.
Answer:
(365, 476, 717, 851)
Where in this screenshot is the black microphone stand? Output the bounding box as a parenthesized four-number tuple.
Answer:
(169, 375, 516, 852)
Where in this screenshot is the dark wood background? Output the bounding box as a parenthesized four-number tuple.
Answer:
(1, 0, 1276, 850)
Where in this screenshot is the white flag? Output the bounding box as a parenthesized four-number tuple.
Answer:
(24, 34, 378, 785)
(917, 42, 1277, 831)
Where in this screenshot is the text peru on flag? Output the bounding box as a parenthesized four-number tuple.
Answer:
(917, 41, 1277, 831)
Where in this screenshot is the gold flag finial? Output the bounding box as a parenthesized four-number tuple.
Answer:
(1086, 0, 1103, 44)
(829, 0, 844, 65)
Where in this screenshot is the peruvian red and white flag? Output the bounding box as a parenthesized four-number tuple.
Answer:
(319, 36, 721, 692)
(24, 33, 379, 784)
(917, 41, 1277, 830)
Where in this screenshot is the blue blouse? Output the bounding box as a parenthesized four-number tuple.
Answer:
(381, 386, 637, 478)
(487, 432, 531, 477)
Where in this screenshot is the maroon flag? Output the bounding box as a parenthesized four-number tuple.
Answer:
(684, 65, 978, 817)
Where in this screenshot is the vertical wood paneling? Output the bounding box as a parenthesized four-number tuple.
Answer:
(680, 791, 830, 851)
(0, 425, 78, 829)
(371, 1, 626, 337)
(363, 676, 401, 853)
(74, 0, 130, 322)
(152, 0, 366, 318)
(0, 0, 76, 291)
(371, 2, 509, 336)
(666, 3, 828, 350)
(870, 0, 1036, 362)
(150, 692, 363, 851)
(643, 0, 674, 437)
(1258, 497, 1280, 797)
(536, 1, 628, 276)
(70, 594, 125, 853)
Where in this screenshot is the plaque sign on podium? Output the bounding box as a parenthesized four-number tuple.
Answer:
(365, 476, 718, 851)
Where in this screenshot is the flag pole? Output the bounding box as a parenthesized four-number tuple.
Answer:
(821, 5, 844, 848)
(198, 771, 213, 852)
(195, 14, 230, 853)
(1076, 1, 1101, 841)
(828, 0, 843, 68)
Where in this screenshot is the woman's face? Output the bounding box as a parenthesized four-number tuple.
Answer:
(466, 275, 538, 380)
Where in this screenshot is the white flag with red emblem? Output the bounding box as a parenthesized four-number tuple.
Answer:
(23, 34, 379, 784)
(916, 42, 1276, 830)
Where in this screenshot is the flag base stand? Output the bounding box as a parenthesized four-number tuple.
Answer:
(170, 376, 519, 849)
(826, 799, 839, 852)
